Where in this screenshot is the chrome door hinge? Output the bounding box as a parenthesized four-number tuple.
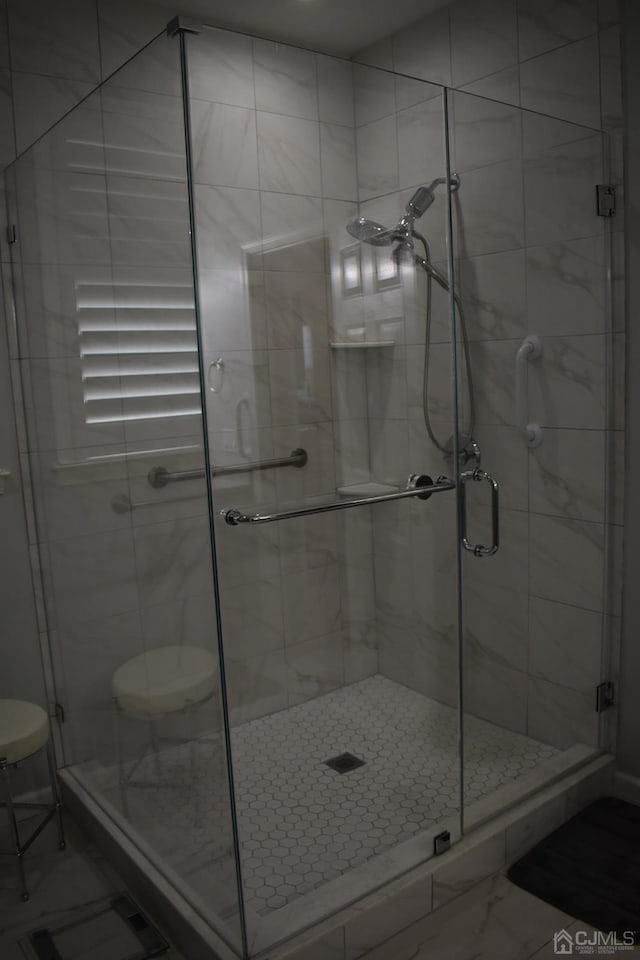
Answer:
(54, 702, 66, 724)
(166, 15, 201, 36)
(596, 185, 616, 218)
(434, 830, 451, 855)
(6, 224, 16, 244)
(596, 681, 615, 713)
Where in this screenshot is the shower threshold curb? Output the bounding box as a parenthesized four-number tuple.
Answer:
(60, 752, 614, 960)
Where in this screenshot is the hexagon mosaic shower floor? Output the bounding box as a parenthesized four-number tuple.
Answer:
(102, 675, 559, 918)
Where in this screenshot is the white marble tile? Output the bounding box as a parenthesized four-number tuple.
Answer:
(528, 334, 606, 430)
(133, 515, 214, 607)
(214, 515, 281, 589)
(526, 236, 606, 337)
(457, 250, 526, 341)
(285, 632, 344, 706)
(353, 37, 393, 70)
(198, 268, 265, 356)
(320, 123, 357, 202)
(524, 136, 603, 248)
(265, 270, 328, 350)
(356, 115, 399, 202)
(257, 112, 321, 197)
(191, 101, 258, 189)
(253, 38, 318, 120)
(317, 55, 353, 128)
(610, 332, 624, 430)
(226, 648, 287, 724)
(268, 347, 332, 426)
(459, 66, 521, 107)
(101, 93, 186, 182)
(107, 175, 192, 269)
(12, 73, 95, 162)
(194, 185, 261, 271)
(24, 356, 126, 452)
(395, 74, 442, 112)
(451, 93, 521, 174)
(527, 676, 599, 748)
(219, 577, 284, 662)
(397, 98, 446, 191)
(518, 0, 598, 61)
(344, 874, 433, 960)
(334, 418, 370, 488)
(598, 0, 620, 27)
(48, 529, 137, 626)
(529, 596, 602, 693)
(504, 793, 567, 863)
(96, 0, 172, 79)
(260, 192, 325, 273)
(278, 510, 341, 575)
(565, 757, 614, 815)
(450, 0, 518, 89)
(392, 9, 452, 87)
(353, 63, 395, 127)
(369, 418, 409, 486)
(16, 168, 109, 267)
(364, 874, 572, 960)
(0, 70, 14, 163)
(204, 349, 271, 433)
(282, 564, 341, 646)
(342, 621, 377, 684)
(464, 577, 528, 675)
(609, 429, 624, 525)
(467, 339, 518, 426)
(272, 421, 336, 502)
(9, 0, 100, 82)
(464, 649, 528, 733)
(599, 25, 623, 133)
(453, 160, 524, 257)
(139, 592, 218, 653)
(366, 347, 408, 420)
(529, 427, 606, 521)
(330, 348, 368, 421)
(520, 35, 601, 129)
(469, 425, 528, 512)
(529, 513, 605, 611)
(187, 27, 255, 108)
(432, 833, 505, 908)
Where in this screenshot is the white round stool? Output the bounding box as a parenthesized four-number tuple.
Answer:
(112, 646, 217, 814)
(0, 699, 65, 901)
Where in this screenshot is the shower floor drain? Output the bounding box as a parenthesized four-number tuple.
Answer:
(325, 752, 365, 774)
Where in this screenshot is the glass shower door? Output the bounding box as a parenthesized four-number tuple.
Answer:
(183, 25, 465, 951)
(5, 31, 245, 957)
(446, 87, 614, 824)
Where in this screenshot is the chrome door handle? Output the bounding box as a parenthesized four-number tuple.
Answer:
(460, 468, 500, 557)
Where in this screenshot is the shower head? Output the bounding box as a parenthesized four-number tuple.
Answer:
(346, 175, 461, 249)
(345, 217, 395, 246)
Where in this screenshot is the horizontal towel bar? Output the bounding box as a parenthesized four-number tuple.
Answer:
(221, 474, 455, 526)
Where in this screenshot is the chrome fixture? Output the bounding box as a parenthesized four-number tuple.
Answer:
(222, 474, 455, 525)
(460, 468, 500, 557)
(148, 448, 308, 489)
(346, 175, 477, 460)
(515, 336, 543, 447)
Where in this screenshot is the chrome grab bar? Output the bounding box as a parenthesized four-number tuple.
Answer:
(515, 335, 543, 447)
(148, 448, 308, 489)
(460, 468, 500, 557)
(221, 474, 455, 526)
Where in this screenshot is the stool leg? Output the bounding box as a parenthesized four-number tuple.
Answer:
(45, 741, 66, 851)
(0, 760, 28, 902)
(114, 703, 130, 819)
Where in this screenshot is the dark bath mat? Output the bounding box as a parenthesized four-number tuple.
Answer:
(508, 796, 640, 941)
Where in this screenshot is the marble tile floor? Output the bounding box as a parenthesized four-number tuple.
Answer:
(360, 872, 640, 960)
(0, 812, 184, 960)
(92, 675, 559, 920)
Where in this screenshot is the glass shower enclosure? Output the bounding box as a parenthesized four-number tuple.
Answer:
(5, 16, 615, 959)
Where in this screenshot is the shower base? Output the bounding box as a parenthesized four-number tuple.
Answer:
(81, 675, 561, 940)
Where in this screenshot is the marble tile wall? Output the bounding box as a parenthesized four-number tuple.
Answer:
(354, 0, 623, 752)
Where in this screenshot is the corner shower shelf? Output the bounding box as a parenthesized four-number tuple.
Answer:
(329, 340, 395, 349)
